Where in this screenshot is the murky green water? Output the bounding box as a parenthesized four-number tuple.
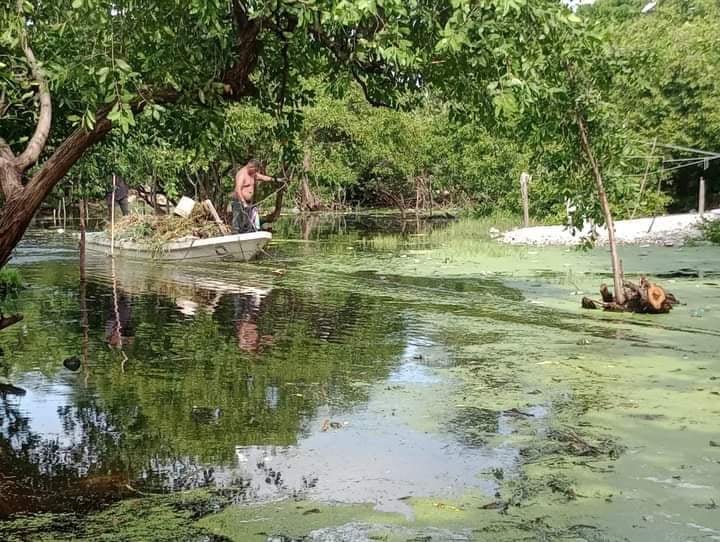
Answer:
(1, 216, 719, 541)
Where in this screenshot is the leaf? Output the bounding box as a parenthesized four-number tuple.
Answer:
(115, 59, 132, 72)
(71, 0, 82, 8)
(107, 103, 122, 122)
(97, 66, 110, 83)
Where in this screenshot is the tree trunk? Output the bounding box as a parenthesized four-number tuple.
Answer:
(0, 1, 261, 269)
(520, 172, 531, 228)
(415, 177, 421, 214)
(261, 184, 287, 224)
(576, 113, 625, 305)
(0, 117, 112, 268)
(299, 150, 323, 212)
(379, 188, 406, 220)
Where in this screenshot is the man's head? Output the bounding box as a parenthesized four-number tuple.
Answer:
(246, 159, 263, 175)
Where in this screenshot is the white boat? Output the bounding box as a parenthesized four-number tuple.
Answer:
(85, 231, 271, 261)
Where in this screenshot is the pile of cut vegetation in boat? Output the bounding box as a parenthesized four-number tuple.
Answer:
(108, 205, 225, 247)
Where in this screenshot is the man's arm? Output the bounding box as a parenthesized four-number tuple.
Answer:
(255, 172, 274, 182)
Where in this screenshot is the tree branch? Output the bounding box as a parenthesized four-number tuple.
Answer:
(0, 313, 23, 332)
(350, 66, 393, 108)
(13, 38, 52, 172)
(0, 139, 14, 161)
(1, 136, 23, 197)
(310, 27, 393, 108)
(222, 3, 261, 98)
(23, 114, 112, 202)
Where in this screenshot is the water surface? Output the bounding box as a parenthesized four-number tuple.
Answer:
(1, 216, 719, 541)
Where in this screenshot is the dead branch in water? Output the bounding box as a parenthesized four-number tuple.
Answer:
(0, 313, 23, 332)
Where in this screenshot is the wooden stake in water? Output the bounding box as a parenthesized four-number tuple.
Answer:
(79, 198, 90, 386)
(699, 176, 706, 215)
(520, 172, 531, 228)
(110, 173, 116, 257)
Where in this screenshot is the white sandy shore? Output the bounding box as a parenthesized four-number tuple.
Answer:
(501, 209, 720, 246)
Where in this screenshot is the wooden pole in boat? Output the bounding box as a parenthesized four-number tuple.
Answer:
(110, 173, 116, 257)
(204, 199, 231, 234)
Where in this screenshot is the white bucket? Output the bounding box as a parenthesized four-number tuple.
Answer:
(174, 196, 196, 218)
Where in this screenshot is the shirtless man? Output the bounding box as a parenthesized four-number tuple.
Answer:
(231, 159, 281, 233)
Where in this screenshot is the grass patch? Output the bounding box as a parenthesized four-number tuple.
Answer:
(0, 268, 22, 295)
(358, 214, 521, 257)
(425, 215, 521, 259)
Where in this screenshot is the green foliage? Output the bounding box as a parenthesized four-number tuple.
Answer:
(585, 0, 720, 209)
(2, 0, 598, 225)
(0, 268, 22, 295)
(5, 0, 713, 231)
(700, 218, 720, 244)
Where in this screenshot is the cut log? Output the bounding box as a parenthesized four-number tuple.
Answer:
(647, 284, 666, 311)
(581, 277, 678, 314)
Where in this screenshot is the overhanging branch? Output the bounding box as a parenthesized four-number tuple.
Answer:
(13, 29, 52, 172)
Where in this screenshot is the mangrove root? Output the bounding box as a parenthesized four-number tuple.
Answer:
(581, 277, 678, 314)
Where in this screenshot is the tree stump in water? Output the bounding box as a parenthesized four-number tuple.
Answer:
(582, 277, 678, 314)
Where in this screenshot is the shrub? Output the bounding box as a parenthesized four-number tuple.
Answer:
(700, 218, 720, 244)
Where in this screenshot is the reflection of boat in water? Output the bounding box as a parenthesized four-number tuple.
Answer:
(85, 253, 272, 317)
(85, 231, 271, 261)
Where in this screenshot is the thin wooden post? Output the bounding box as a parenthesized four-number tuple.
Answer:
(520, 172, 531, 227)
(110, 173, 116, 257)
(79, 197, 90, 384)
(699, 176, 706, 215)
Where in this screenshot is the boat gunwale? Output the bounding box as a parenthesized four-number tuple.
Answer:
(85, 231, 271, 253)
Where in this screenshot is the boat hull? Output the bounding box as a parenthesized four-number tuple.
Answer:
(85, 231, 271, 261)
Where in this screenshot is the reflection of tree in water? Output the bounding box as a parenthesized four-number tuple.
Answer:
(0, 277, 406, 515)
(105, 289, 134, 348)
(0, 394, 134, 518)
